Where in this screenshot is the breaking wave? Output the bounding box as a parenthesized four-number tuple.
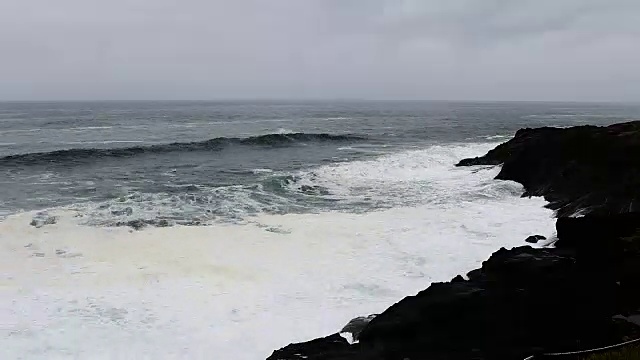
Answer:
(0, 132, 368, 166)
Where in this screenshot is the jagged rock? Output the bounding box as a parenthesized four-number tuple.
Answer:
(269, 122, 640, 360)
(354, 246, 604, 360)
(555, 213, 640, 251)
(457, 121, 640, 217)
(466, 268, 482, 280)
(525, 235, 546, 243)
(271, 221, 640, 359)
(556, 213, 640, 314)
(340, 315, 377, 342)
(267, 333, 366, 360)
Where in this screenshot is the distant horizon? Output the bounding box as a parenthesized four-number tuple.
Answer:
(2, 98, 639, 105)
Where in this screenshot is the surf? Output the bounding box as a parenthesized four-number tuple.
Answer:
(0, 132, 368, 166)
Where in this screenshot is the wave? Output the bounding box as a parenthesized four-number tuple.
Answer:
(284, 142, 510, 208)
(0, 132, 367, 166)
(41, 142, 512, 228)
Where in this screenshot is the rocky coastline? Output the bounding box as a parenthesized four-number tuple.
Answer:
(267, 121, 640, 360)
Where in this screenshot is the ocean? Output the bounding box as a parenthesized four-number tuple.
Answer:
(1, 100, 639, 359)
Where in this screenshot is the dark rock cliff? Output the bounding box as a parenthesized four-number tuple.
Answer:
(267, 122, 640, 360)
(457, 121, 640, 217)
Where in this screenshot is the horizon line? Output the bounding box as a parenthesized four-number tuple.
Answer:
(0, 98, 638, 105)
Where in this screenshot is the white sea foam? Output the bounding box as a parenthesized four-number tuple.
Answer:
(0, 142, 556, 360)
(275, 128, 295, 134)
(64, 126, 115, 131)
(289, 142, 513, 207)
(252, 168, 274, 174)
(484, 134, 511, 140)
(0, 128, 43, 135)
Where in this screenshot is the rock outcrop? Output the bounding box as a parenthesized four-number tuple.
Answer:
(267, 122, 640, 360)
(524, 234, 546, 243)
(268, 214, 640, 360)
(456, 121, 640, 217)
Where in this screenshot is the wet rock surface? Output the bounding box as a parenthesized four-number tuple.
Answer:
(268, 122, 640, 360)
(340, 315, 378, 343)
(524, 234, 546, 243)
(268, 214, 640, 360)
(457, 121, 640, 217)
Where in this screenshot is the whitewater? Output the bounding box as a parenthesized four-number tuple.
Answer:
(4, 100, 636, 359)
(0, 142, 554, 359)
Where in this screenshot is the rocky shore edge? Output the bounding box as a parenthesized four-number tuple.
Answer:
(267, 121, 640, 360)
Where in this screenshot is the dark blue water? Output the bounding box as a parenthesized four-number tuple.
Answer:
(1, 100, 638, 224)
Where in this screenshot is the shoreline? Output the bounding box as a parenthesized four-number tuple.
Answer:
(267, 121, 640, 360)
(1, 166, 555, 359)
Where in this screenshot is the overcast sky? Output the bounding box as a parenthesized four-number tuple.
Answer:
(0, 0, 638, 101)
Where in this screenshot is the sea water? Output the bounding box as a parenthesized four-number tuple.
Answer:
(1, 100, 638, 359)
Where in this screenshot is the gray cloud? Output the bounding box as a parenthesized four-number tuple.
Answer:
(0, 0, 638, 101)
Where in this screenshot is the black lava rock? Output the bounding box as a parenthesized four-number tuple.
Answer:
(524, 235, 546, 243)
(457, 121, 640, 217)
(340, 315, 377, 342)
(268, 122, 640, 360)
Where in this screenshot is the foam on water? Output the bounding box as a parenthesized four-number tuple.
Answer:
(288, 143, 516, 208)
(484, 134, 511, 140)
(64, 143, 507, 226)
(0, 143, 555, 359)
